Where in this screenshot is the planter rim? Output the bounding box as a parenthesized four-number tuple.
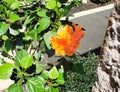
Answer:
(62, 3, 114, 20)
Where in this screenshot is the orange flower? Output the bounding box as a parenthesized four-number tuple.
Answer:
(50, 22, 85, 56)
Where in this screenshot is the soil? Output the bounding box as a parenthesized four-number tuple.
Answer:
(69, 0, 114, 13)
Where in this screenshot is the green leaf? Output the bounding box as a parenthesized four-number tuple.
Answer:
(10, 2, 20, 10)
(35, 61, 43, 74)
(0, 22, 9, 36)
(3, 0, 18, 6)
(24, 16, 35, 25)
(56, 73, 65, 85)
(0, 4, 5, 13)
(48, 66, 59, 79)
(20, 54, 33, 69)
(15, 50, 28, 66)
(47, 87, 59, 92)
(26, 77, 45, 92)
(37, 11, 48, 18)
(0, 63, 14, 79)
(37, 18, 51, 33)
(46, 0, 61, 9)
(9, 13, 20, 22)
(23, 36, 31, 41)
(56, 66, 65, 84)
(43, 31, 56, 50)
(2, 40, 13, 52)
(7, 83, 23, 92)
(9, 27, 20, 36)
(29, 29, 38, 40)
(37, 76, 46, 85)
(41, 70, 49, 80)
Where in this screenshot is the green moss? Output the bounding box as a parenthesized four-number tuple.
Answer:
(60, 52, 98, 92)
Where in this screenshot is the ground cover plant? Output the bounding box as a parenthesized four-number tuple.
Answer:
(60, 52, 98, 92)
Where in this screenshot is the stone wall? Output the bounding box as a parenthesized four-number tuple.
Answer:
(92, 0, 120, 92)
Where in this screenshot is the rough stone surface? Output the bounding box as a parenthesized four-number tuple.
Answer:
(92, 0, 120, 92)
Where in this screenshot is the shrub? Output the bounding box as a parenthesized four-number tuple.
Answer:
(60, 52, 98, 92)
(0, 0, 85, 92)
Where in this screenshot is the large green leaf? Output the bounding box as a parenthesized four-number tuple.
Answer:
(37, 18, 51, 33)
(14, 50, 28, 66)
(0, 22, 9, 36)
(43, 31, 56, 50)
(10, 2, 20, 10)
(48, 66, 59, 79)
(20, 54, 33, 69)
(26, 77, 45, 92)
(9, 13, 20, 22)
(46, 0, 61, 9)
(0, 63, 14, 79)
(7, 83, 23, 92)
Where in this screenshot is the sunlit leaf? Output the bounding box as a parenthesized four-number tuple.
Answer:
(3, 0, 18, 6)
(56, 65, 65, 84)
(9, 13, 20, 22)
(26, 77, 45, 92)
(37, 76, 46, 85)
(0, 22, 9, 36)
(0, 63, 14, 79)
(46, 0, 61, 9)
(7, 83, 23, 92)
(56, 73, 65, 85)
(37, 18, 50, 33)
(48, 66, 59, 79)
(15, 50, 28, 66)
(10, 2, 20, 10)
(37, 11, 48, 18)
(20, 54, 33, 69)
(24, 16, 35, 25)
